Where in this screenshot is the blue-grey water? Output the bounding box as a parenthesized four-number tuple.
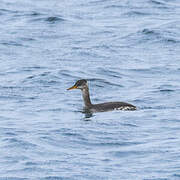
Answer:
(0, 0, 180, 179)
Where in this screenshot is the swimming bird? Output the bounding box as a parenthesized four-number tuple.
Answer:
(67, 79, 136, 112)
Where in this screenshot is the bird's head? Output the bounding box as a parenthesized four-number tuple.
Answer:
(67, 79, 88, 90)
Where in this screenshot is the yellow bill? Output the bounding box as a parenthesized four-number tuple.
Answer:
(67, 85, 77, 90)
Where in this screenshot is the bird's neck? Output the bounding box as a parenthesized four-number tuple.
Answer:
(81, 87, 92, 108)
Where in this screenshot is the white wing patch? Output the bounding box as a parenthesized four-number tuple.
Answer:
(114, 106, 136, 111)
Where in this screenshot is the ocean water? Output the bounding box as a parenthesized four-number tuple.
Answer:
(0, 0, 180, 179)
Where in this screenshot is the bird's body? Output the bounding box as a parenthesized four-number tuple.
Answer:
(67, 79, 136, 112)
(89, 102, 136, 112)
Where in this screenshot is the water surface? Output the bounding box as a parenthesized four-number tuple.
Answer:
(0, 0, 180, 179)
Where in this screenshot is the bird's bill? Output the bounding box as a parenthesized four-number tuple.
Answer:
(67, 85, 77, 90)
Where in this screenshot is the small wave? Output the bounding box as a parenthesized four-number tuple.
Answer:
(0, 8, 18, 14)
(142, 28, 159, 35)
(141, 28, 180, 44)
(31, 16, 66, 23)
(151, 89, 175, 94)
(154, 84, 176, 93)
(129, 67, 161, 74)
(120, 25, 180, 47)
(19, 37, 36, 42)
(3, 138, 37, 149)
(122, 123, 138, 127)
(13, 11, 43, 18)
(99, 80, 123, 88)
(150, 0, 166, 5)
(22, 66, 47, 73)
(29, 11, 42, 16)
(62, 132, 84, 139)
(40, 176, 71, 180)
(159, 89, 175, 92)
(89, 0, 109, 5)
(23, 72, 60, 86)
(97, 68, 123, 79)
(45, 16, 65, 22)
(164, 38, 180, 43)
(123, 11, 151, 17)
(105, 5, 124, 9)
(149, 0, 173, 10)
(5, 132, 17, 136)
(1, 41, 23, 47)
(173, 174, 180, 177)
(110, 150, 139, 158)
(24, 162, 38, 166)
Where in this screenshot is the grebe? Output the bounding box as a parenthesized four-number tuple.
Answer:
(67, 79, 136, 112)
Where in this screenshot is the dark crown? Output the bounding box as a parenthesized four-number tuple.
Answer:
(75, 79, 87, 86)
